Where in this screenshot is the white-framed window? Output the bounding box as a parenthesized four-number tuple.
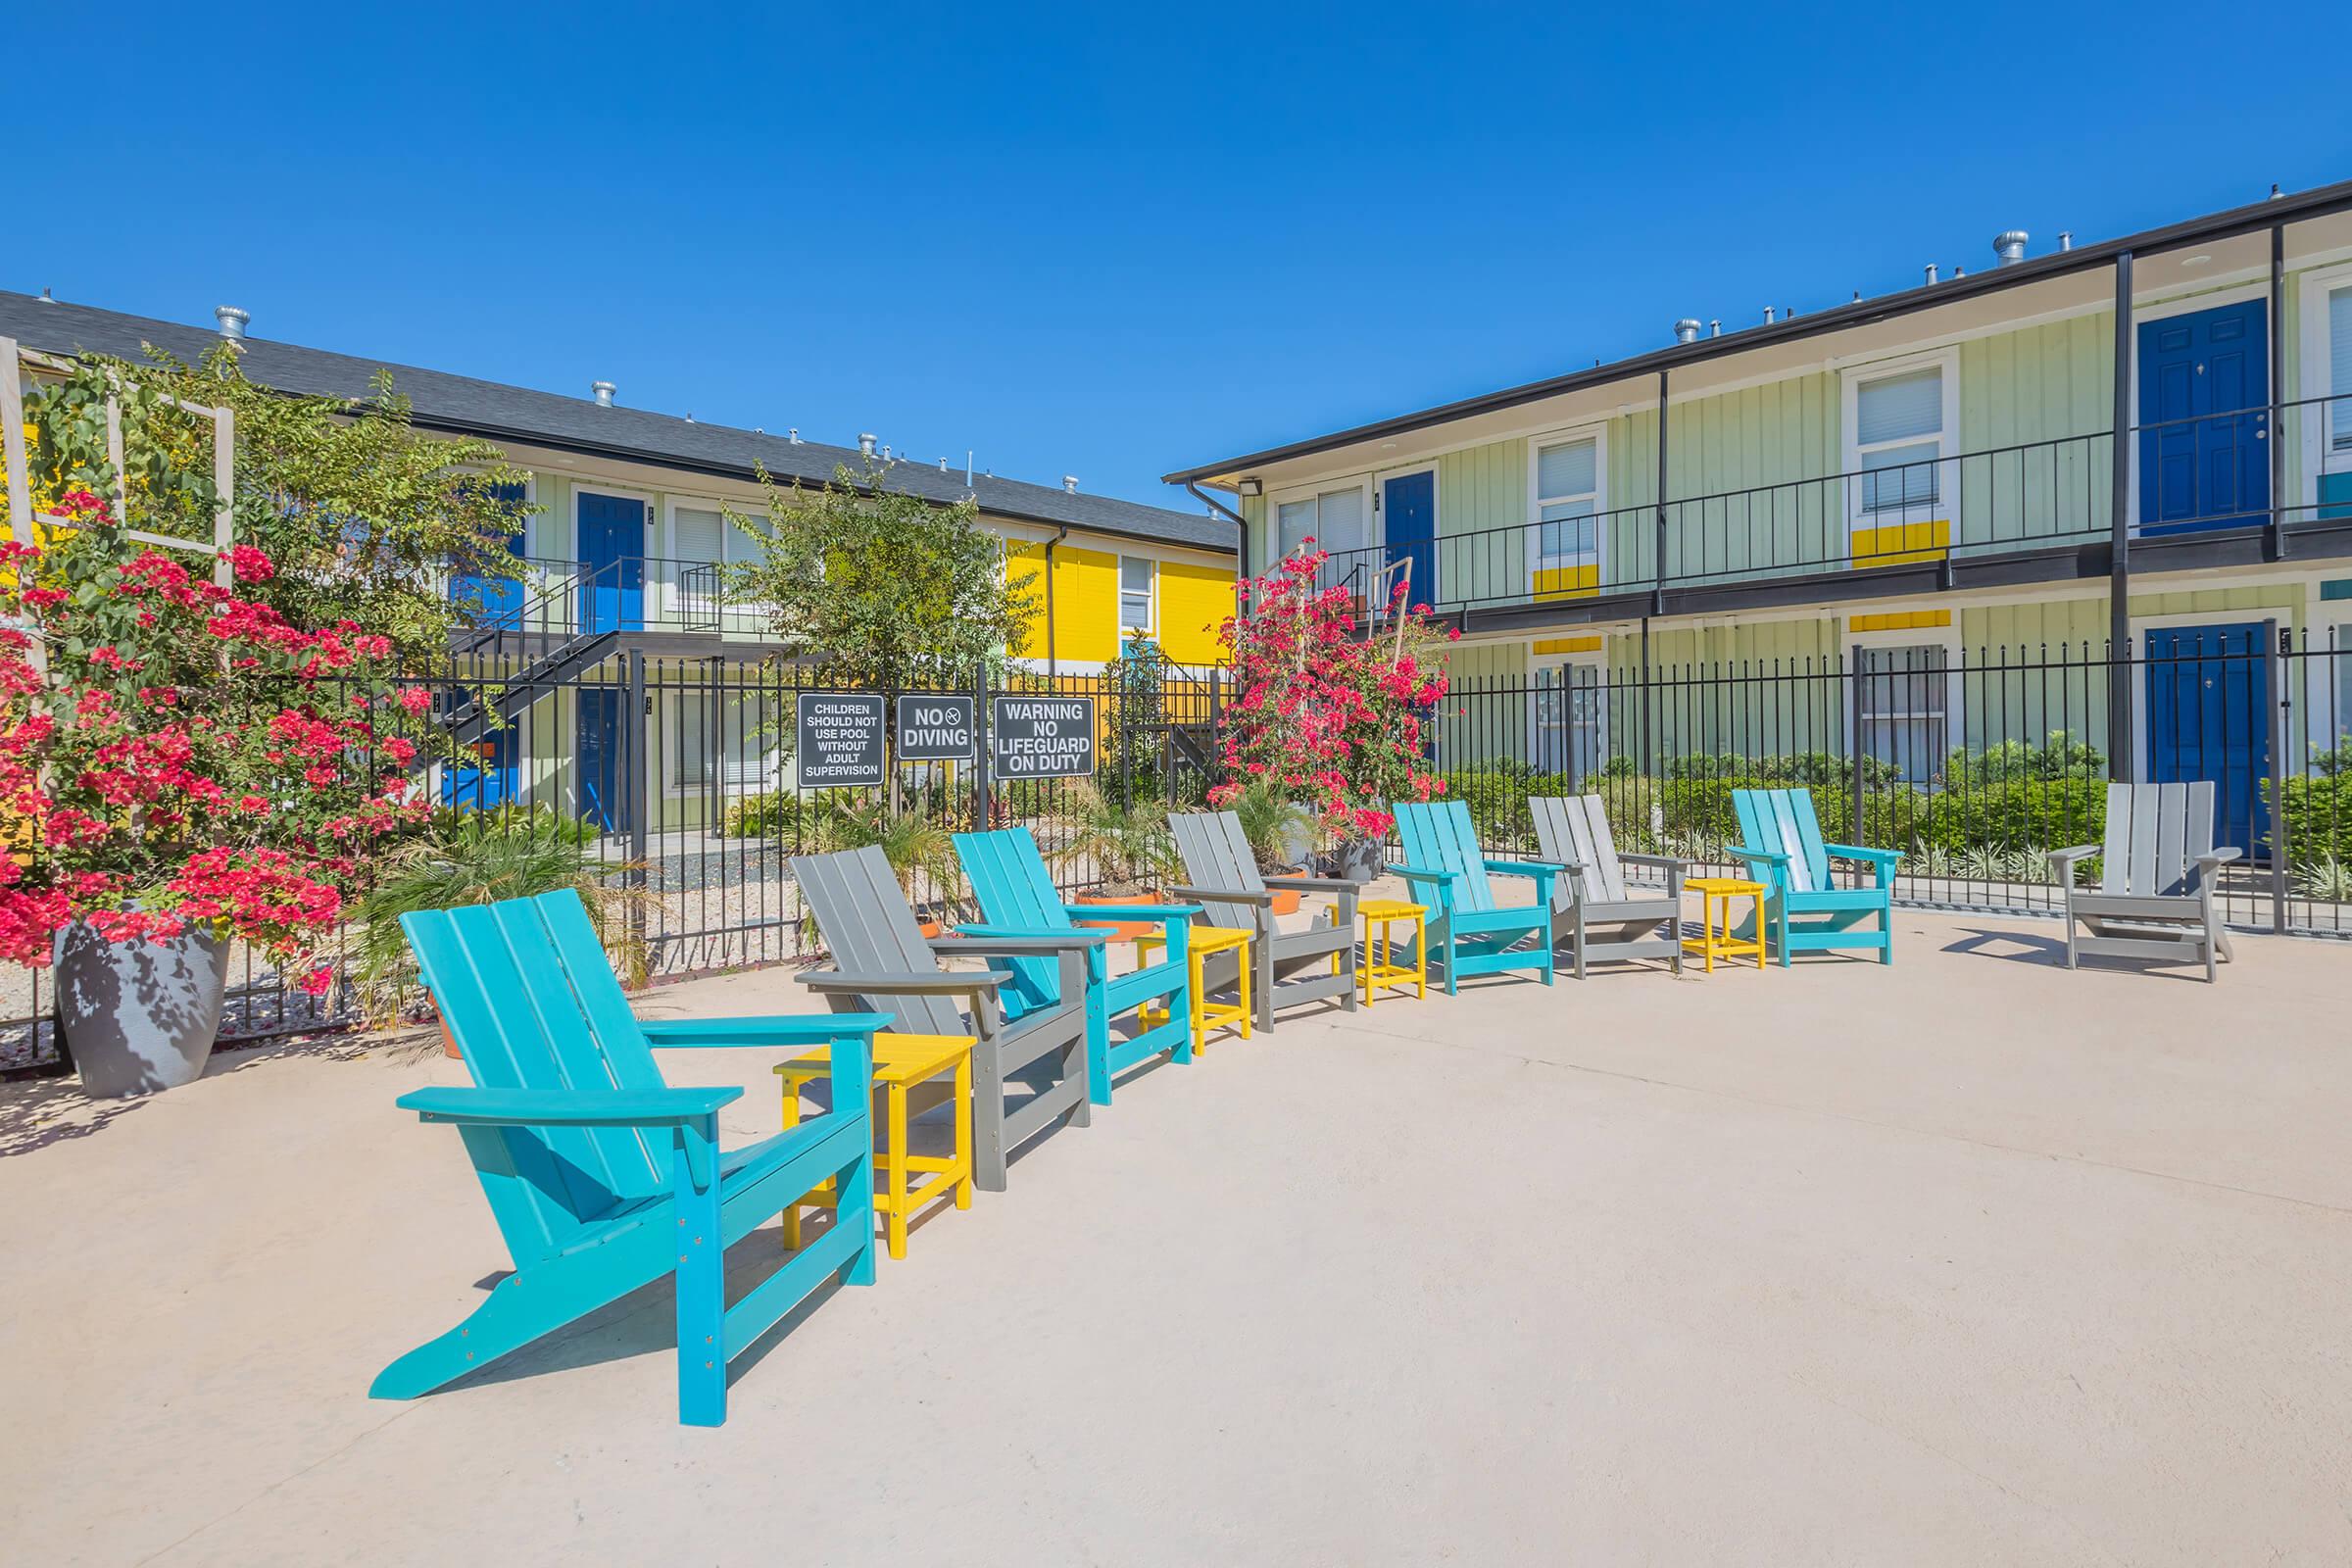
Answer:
(1853, 640, 1954, 785)
(671, 690, 779, 794)
(1528, 430, 1603, 586)
(1272, 479, 1370, 594)
(1843, 350, 1959, 532)
(1119, 556, 1154, 633)
(1531, 653, 1609, 782)
(2296, 265, 2352, 487)
(2328, 286, 2352, 454)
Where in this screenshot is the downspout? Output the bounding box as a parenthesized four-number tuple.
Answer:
(1186, 480, 1250, 583)
(1040, 524, 1070, 677)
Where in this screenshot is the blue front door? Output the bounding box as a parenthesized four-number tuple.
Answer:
(448, 481, 529, 629)
(577, 491, 647, 632)
(442, 719, 518, 810)
(2145, 621, 2270, 854)
(576, 687, 627, 833)
(2137, 301, 2270, 535)
(1382, 470, 1437, 611)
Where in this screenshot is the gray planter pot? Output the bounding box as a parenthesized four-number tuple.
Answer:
(1321, 836, 1385, 883)
(54, 920, 228, 1098)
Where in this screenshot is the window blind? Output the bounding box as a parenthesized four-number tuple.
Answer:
(1856, 368, 1943, 445)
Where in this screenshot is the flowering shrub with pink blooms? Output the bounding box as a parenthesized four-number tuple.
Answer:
(1207, 546, 1458, 844)
(0, 493, 429, 993)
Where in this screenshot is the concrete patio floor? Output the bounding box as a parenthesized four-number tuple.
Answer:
(4, 905, 2350, 1565)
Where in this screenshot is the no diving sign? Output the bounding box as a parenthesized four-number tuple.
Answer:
(895, 694, 977, 762)
(990, 695, 1096, 779)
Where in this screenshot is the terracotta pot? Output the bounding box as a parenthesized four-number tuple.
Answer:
(1267, 889, 1302, 917)
(917, 920, 944, 940)
(435, 1010, 463, 1060)
(1069, 890, 1158, 942)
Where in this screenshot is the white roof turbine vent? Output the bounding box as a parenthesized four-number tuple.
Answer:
(215, 305, 250, 342)
(857, 432, 877, 459)
(1993, 230, 2030, 267)
(1672, 318, 1701, 345)
(591, 380, 616, 408)
(1062, 475, 1079, 494)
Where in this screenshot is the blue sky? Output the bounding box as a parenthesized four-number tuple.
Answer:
(18, 3, 2348, 512)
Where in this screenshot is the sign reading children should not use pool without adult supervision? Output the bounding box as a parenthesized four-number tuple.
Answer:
(990, 695, 1096, 779)
(795, 692, 887, 787)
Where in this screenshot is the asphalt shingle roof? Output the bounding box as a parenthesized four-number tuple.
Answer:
(0, 290, 1236, 554)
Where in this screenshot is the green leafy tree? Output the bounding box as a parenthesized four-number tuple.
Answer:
(15, 345, 532, 662)
(723, 461, 1037, 686)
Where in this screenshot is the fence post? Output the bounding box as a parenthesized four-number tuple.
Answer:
(625, 650, 651, 957)
(970, 663, 992, 830)
(1848, 645, 1867, 849)
(2269, 619, 2288, 935)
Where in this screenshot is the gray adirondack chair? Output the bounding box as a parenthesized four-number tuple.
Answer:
(1168, 810, 1358, 1030)
(1529, 795, 1687, 978)
(792, 846, 1097, 1191)
(2048, 781, 2241, 982)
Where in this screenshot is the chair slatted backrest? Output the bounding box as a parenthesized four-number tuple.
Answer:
(792, 846, 967, 1036)
(1170, 811, 1272, 936)
(953, 827, 1069, 1014)
(1734, 788, 1829, 894)
(1396, 801, 1495, 912)
(402, 892, 669, 1266)
(1530, 796, 1625, 906)
(2098, 781, 2216, 897)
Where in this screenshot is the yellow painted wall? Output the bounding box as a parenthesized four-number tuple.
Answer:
(1157, 561, 1235, 664)
(1009, 542, 1120, 664)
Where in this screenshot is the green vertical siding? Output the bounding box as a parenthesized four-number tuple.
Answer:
(1957, 313, 2113, 549)
(1433, 440, 1526, 606)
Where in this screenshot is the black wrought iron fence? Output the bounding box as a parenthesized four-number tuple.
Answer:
(1433, 627, 2352, 935)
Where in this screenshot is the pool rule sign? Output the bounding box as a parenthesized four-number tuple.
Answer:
(990, 695, 1096, 779)
(795, 692, 887, 788)
(894, 694, 977, 762)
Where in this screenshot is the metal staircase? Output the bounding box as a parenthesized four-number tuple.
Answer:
(438, 557, 631, 745)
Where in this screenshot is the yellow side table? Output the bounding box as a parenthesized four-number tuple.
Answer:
(1354, 899, 1429, 1005)
(1135, 924, 1253, 1052)
(1682, 877, 1770, 972)
(776, 1032, 975, 1261)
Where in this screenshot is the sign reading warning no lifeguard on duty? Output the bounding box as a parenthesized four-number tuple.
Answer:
(990, 695, 1095, 779)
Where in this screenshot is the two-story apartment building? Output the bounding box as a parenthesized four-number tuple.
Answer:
(0, 289, 1237, 826)
(1170, 180, 2352, 849)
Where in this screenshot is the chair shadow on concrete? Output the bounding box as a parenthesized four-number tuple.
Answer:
(1941, 924, 2219, 983)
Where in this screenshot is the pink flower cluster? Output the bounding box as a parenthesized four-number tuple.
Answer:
(1213, 547, 1457, 841)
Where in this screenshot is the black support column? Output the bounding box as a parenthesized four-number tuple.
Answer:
(2107, 251, 2135, 779)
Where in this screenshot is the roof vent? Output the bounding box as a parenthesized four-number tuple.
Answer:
(857, 432, 876, 458)
(1993, 229, 2030, 267)
(591, 380, 615, 408)
(1062, 475, 1079, 494)
(37, 287, 55, 304)
(2058, 230, 2074, 252)
(1672, 318, 1701, 345)
(1924, 264, 1938, 285)
(788, 427, 802, 445)
(1763, 307, 1777, 324)
(215, 305, 250, 342)
(1952, 265, 1966, 279)
(1708, 319, 1721, 337)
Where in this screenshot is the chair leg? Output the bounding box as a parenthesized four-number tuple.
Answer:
(673, 1118, 727, 1427)
(884, 1083, 909, 1260)
(2063, 902, 2079, 970)
(1255, 940, 1277, 1032)
(970, 1034, 1010, 1195)
(1573, 910, 1588, 981)
(953, 1052, 974, 1208)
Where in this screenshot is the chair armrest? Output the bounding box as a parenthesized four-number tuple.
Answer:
(640, 1013, 892, 1050)
(1167, 884, 1274, 906)
(1821, 843, 1902, 867)
(2198, 847, 2244, 869)
(1387, 863, 1458, 883)
(1617, 853, 1686, 872)
(1261, 875, 1363, 894)
(1483, 857, 1566, 880)
(800, 968, 1010, 996)
(1726, 845, 1789, 865)
(1059, 903, 1203, 921)
(2047, 844, 2100, 865)
(395, 1085, 740, 1129)
(941, 927, 1110, 954)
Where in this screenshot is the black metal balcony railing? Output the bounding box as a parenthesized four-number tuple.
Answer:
(1310, 396, 2352, 622)
(449, 555, 764, 643)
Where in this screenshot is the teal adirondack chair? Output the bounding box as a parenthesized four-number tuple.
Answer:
(953, 827, 1199, 1105)
(1728, 787, 1900, 965)
(374, 891, 892, 1427)
(1391, 800, 1558, 994)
